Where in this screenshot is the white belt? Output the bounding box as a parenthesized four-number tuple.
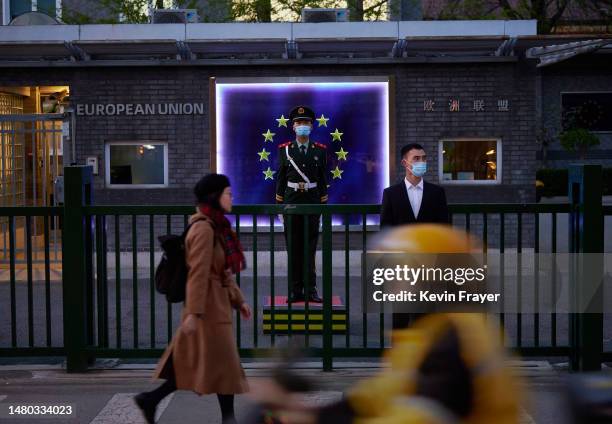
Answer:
(287, 182, 317, 191)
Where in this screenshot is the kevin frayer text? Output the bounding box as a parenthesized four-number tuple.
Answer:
(370, 265, 501, 304)
(372, 290, 501, 304)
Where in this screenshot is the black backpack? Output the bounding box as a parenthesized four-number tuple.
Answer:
(155, 223, 194, 303)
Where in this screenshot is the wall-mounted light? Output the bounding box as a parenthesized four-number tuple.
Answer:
(486, 149, 495, 156)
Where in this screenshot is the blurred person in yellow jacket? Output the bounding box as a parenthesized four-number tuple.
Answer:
(249, 225, 522, 424)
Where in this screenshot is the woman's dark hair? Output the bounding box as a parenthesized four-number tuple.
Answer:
(194, 173, 230, 209)
(201, 191, 223, 209)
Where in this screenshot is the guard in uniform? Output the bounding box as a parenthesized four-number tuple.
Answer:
(276, 106, 328, 303)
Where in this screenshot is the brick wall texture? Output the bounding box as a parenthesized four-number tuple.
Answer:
(0, 61, 546, 247)
(0, 61, 538, 207)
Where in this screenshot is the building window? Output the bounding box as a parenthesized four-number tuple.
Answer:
(5, 0, 59, 23)
(9, 0, 31, 19)
(561, 92, 612, 133)
(36, 0, 56, 17)
(105, 142, 168, 188)
(439, 139, 501, 184)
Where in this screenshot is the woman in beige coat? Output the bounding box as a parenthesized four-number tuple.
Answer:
(135, 174, 251, 424)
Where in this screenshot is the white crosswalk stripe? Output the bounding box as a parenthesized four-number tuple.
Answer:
(0, 395, 7, 402)
(89, 393, 173, 424)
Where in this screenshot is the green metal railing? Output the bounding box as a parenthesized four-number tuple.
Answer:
(0, 165, 608, 372)
(0, 206, 63, 358)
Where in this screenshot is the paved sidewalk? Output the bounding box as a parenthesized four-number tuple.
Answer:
(0, 360, 574, 424)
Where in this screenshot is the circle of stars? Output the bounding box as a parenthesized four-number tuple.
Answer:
(259, 112, 348, 183)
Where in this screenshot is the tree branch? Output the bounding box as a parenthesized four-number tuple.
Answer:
(363, 0, 387, 14)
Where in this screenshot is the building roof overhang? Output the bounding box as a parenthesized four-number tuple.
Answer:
(0, 21, 606, 67)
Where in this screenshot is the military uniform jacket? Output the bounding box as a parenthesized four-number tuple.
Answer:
(276, 140, 328, 204)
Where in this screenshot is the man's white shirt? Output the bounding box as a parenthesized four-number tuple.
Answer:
(404, 177, 424, 219)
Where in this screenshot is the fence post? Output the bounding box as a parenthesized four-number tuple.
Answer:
(568, 164, 603, 371)
(62, 166, 94, 372)
(321, 212, 333, 371)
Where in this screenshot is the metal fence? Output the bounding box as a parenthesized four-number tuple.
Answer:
(0, 114, 64, 265)
(0, 165, 609, 372)
(0, 206, 63, 356)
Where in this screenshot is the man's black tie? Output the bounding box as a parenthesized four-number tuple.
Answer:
(300, 145, 307, 156)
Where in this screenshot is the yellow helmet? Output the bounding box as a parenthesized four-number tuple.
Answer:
(371, 224, 480, 254)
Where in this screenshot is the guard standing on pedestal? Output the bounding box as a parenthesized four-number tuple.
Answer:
(276, 106, 328, 303)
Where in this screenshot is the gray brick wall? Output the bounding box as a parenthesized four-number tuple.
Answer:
(394, 61, 537, 204)
(540, 56, 612, 169)
(69, 67, 209, 204)
(0, 62, 539, 247)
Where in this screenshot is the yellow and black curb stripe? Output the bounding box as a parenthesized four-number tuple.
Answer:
(262, 311, 347, 334)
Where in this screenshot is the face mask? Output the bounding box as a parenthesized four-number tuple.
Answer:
(295, 125, 311, 137)
(411, 161, 427, 177)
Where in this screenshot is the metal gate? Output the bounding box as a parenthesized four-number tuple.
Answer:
(0, 113, 66, 263)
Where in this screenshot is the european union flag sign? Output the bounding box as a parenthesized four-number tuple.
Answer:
(215, 79, 390, 205)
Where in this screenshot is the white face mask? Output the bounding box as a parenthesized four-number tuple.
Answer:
(295, 125, 311, 137)
(411, 161, 427, 177)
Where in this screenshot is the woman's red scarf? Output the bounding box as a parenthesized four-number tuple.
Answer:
(198, 204, 246, 274)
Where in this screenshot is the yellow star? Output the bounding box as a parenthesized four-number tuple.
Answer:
(331, 166, 344, 179)
(276, 115, 289, 128)
(316, 114, 329, 127)
(330, 128, 343, 142)
(335, 147, 348, 161)
(257, 148, 271, 162)
(262, 129, 275, 142)
(263, 167, 276, 180)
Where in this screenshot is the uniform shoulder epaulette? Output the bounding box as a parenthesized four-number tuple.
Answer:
(278, 141, 291, 148)
(314, 142, 327, 149)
